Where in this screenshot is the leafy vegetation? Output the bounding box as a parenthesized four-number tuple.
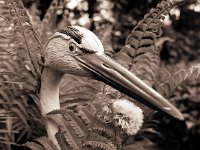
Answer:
(0, 0, 200, 149)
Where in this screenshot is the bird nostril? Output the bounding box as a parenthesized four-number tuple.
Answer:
(101, 63, 110, 70)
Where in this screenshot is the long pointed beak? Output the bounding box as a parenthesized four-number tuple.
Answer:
(76, 52, 184, 120)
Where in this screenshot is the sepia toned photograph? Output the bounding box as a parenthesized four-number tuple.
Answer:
(0, 0, 200, 149)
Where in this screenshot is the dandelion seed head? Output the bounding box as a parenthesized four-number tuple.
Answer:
(99, 99, 144, 135)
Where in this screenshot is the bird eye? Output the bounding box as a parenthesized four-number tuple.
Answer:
(69, 44, 75, 51)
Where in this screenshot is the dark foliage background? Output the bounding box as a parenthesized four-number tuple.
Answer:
(1, 0, 200, 149)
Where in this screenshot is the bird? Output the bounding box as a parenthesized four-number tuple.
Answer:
(0, 0, 186, 149)
(40, 26, 183, 145)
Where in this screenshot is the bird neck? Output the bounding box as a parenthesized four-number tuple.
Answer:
(40, 67, 63, 149)
(40, 67, 63, 115)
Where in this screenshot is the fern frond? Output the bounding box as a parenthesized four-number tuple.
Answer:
(8, 0, 44, 78)
(95, 23, 114, 57)
(40, 0, 64, 45)
(23, 141, 44, 150)
(62, 110, 88, 138)
(84, 140, 117, 150)
(27, 2, 42, 36)
(47, 113, 81, 149)
(91, 126, 114, 138)
(115, 0, 187, 86)
(75, 106, 93, 126)
(34, 136, 58, 150)
(55, 131, 69, 150)
(47, 104, 121, 150)
(156, 63, 200, 97)
(59, 75, 102, 108)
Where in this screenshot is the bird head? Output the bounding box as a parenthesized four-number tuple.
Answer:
(45, 26, 103, 76)
(45, 26, 183, 120)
